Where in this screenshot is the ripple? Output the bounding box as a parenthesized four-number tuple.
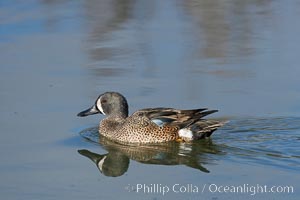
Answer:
(217, 117, 300, 170)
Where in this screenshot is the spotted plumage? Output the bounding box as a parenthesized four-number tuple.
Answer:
(77, 92, 226, 144)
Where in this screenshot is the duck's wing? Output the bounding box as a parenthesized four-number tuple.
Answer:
(133, 107, 218, 127)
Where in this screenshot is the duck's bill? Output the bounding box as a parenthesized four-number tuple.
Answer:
(77, 105, 102, 117)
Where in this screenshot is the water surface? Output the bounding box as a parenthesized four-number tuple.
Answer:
(0, 0, 300, 199)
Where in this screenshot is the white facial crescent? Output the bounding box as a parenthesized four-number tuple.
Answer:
(96, 97, 105, 115)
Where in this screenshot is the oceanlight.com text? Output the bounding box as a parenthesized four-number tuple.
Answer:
(125, 183, 294, 196)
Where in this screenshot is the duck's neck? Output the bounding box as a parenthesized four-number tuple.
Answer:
(108, 111, 127, 120)
(99, 115, 125, 139)
(109, 104, 128, 119)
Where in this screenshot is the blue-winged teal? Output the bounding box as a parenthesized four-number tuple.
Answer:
(77, 92, 226, 144)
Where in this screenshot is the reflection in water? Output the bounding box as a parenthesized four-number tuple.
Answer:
(36, 0, 275, 63)
(78, 149, 129, 177)
(78, 128, 224, 177)
(184, 0, 273, 60)
(28, 0, 300, 116)
(12, 0, 297, 117)
(79, 117, 300, 177)
(81, 0, 275, 70)
(81, 0, 136, 77)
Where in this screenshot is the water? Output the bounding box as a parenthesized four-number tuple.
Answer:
(0, 0, 300, 199)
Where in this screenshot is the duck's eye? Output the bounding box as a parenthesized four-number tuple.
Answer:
(101, 99, 107, 104)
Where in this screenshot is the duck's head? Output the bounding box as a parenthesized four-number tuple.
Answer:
(77, 92, 128, 118)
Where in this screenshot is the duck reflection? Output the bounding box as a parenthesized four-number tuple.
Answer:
(78, 149, 129, 177)
(78, 132, 224, 177)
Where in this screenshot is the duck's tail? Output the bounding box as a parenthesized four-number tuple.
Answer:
(178, 120, 228, 141)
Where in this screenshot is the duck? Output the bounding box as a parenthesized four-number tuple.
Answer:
(77, 92, 226, 144)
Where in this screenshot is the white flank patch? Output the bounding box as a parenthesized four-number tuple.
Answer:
(151, 119, 164, 127)
(97, 98, 105, 115)
(178, 128, 193, 139)
(97, 156, 107, 172)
